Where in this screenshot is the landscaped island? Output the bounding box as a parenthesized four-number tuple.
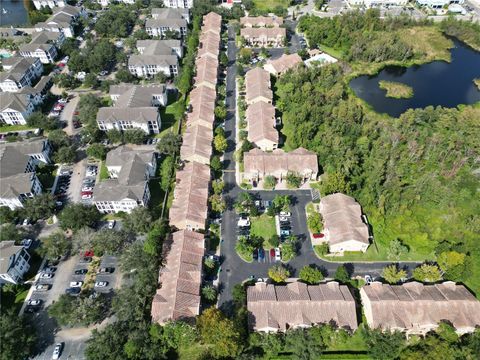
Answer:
(378, 80, 414, 99)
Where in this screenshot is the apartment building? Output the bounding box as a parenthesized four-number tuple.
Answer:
(162, 0, 194, 9)
(246, 101, 278, 151)
(145, 8, 189, 38)
(18, 31, 65, 64)
(0, 241, 31, 284)
(93, 146, 156, 214)
(0, 57, 43, 92)
(241, 27, 286, 47)
(264, 53, 303, 76)
(0, 91, 42, 125)
(96, 107, 161, 134)
(32, 0, 66, 10)
(34, 5, 85, 38)
(240, 16, 283, 28)
(109, 83, 168, 107)
(128, 40, 180, 78)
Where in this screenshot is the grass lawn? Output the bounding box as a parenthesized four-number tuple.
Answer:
(178, 343, 211, 360)
(252, 0, 291, 11)
(250, 213, 277, 248)
(157, 94, 185, 138)
(99, 161, 109, 181)
(36, 164, 58, 191)
(0, 124, 35, 133)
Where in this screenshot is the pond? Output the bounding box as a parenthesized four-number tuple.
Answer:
(0, 0, 28, 27)
(349, 39, 480, 117)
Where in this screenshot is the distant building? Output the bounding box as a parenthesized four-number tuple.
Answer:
(347, 0, 408, 7)
(18, 31, 65, 64)
(247, 281, 358, 332)
(32, 0, 66, 10)
(145, 9, 189, 38)
(128, 40, 180, 78)
(162, 0, 194, 9)
(151, 230, 204, 324)
(0, 139, 52, 210)
(34, 5, 85, 38)
(416, 0, 464, 9)
(240, 16, 283, 28)
(361, 282, 480, 335)
(241, 27, 286, 47)
(264, 53, 303, 76)
(0, 57, 43, 93)
(0, 241, 31, 284)
(318, 193, 370, 253)
(243, 148, 318, 185)
(93, 146, 156, 214)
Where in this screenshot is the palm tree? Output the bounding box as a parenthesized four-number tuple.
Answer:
(202, 285, 217, 303)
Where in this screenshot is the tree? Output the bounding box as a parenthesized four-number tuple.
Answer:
(202, 285, 217, 303)
(122, 207, 152, 234)
(54, 73, 79, 89)
(286, 172, 302, 189)
(364, 328, 405, 360)
(437, 251, 467, 281)
(84, 73, 99, 88)
(268, 264, 290, 283)
(220, 51, 229, 67)
(0, 206, 18, 225)
(334, 264, 350, 283)
(307, 212, 323, 233)
(412, 263, 442, 283)
(214, 133, 228, 153)
(197, 308, 242, 358)
(387, 239, 409, 260)
(239, 47, 253, 63)
(26, 111, 57, 130)
(210, 155, 223, 172)
(320, 171, 350, 196)
(214, 105, 227, 120)
(157, 132, 181, 155)
(39, 231, 70, 259)
(234, 192, 254, 214)
(263, 175, 277, 190)
(0, 310, 37, 360)
(299, 265, 324, 284)
(436, 321, 459, 344)
(48, 129, 71, 149)
(91, 230, 131, 256)
(71, 227, 96, 253)
(115, 68, 136, 83)
(106, 129, 123, 144)
(212, 179, 224, 195)
(204, 257, 216, 269)
(53, 146, 76, 164)
(281, 236, 298, 261)
(273, 194, 291, 212)
(209, 194, 226, 213)
(0, 223, 23, 242)
(59, 204, 101, 231)
(87, 143, 107, 160)
(22, 193, 56, 221)
(382, 264, 407, 284)
(269, 234, 280, 248)
(123, 129, 146, 144)
(160, 156, 174, 192)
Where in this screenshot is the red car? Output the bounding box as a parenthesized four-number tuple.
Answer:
(81, 191, 93, 196)
(270, 248, 275, 258)
(84, 250, 94, 257)
(312, 233, 325, 239)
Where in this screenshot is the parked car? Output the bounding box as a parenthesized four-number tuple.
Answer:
(40, 273, 54, 279)
(28, 299, 43, 306)
(95, 281, 108, 287)
(25, 306, 40, 313)
(279, 216, 289, 222)
(22, 219, 30, 226)
(81, 256, 93, 263)
(263, 200, 272, 208)
(270, 248, 275, 258)
(258, 248, 265, 261)
(275, 248, 281, 261)
(98, 267, 115, 273)
(20, 239, 33, 248)
(34, 284, 50, 291)
(43, 266, 56, 273)
(82, 186, 93, 192)
(74, 268, 88, 275)
(65, 287, 81, 295)
(69, 281, 83, 288)
(280, 211, 291, 217)
(365, 275, 373, 284)
(237, 217, 250, 227)
(280, 229, 291, 236)
(253, 249, 258, 261)
(58, 98, 68, 104)
(52, 343, 63, 360)
(107, 220, 115, 229)
(82, 194, 92, 200)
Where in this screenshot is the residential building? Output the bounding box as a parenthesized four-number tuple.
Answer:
(136, 39, 183, 58)
(96, 107, 161, 134)
(18, 43, 58, 64)
(151, 230, 204, 324)
(197, 32, 221, 60)
(32, 0, 66, 10)
(169, 161, 211, 231)
(318, 193, 370, 253)
(193, 56, 218, 90)
(109, 83, 168, 107)
(304, 52, 338, 67)
(264, 53, 303, 76)
(347, 0, 408, 6)
(128, 40, 179, 78)
(0, 90, 42, 125)
(187, 85, 216, 129)
(241, 27, 286, 47)
(0, 241, 31, 284)
(145, 9, 189, 38)
(34, 5, 85, 38)
(0, 57, 43, 92)
(93, 146, 156, 214)
(360, 282, 480, 335)
(163, 0, 194, 8)
(245, 67, 273, 105)
(247, 281, 358, 332)
(0, 139, 52, 210)
(416, 0, 463, 8)
(201, 12, 222, 35)
(240, 16, 284, 28)
(246, 101, 278, 151)
(180, 124, 213, 165)
(243, 148, 318, 185)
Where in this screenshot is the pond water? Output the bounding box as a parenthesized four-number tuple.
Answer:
(0, 0, 28, 27)
(349, 39, 480, 117)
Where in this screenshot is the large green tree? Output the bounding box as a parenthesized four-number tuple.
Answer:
(59, 204, 101, 231)
(39, 231, 70, 260)
(22, 193, 56, 221)
(0, 310, 37, 360)
(299, 265, 324, 284)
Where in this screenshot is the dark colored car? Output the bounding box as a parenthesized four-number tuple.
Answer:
(24, 306, 41, 314)
(74, 269, 88, 275)
(82, 256, 93, 263)
(253, 249, 258, 261)
(258, 248, 265, 261)
(98, 267, 115, 273)
(65, 287, 81, 295)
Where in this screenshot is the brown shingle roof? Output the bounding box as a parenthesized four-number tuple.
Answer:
(194, 56, 218, 89)
(246, 101, 278, 145)
(245, 67, 272, 104)
(244, 148, 318, 176)
(151, 230, 204, 324)
(197, 31, 221, 59)
(264, 53, 303, 75)
(203, 12, 222, 32)
(241, 27, 286, 40)
(180, 124, 213, 164)
(247, 281, 358, 332)
(361, 282, 480, 333)
(187, 86, 216, 129)
(240, 16, 283, 28)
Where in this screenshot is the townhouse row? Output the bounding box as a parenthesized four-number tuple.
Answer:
(240, 15, 286, 48)
(247, 280, 480, 336)
(151, 12, 223, 325)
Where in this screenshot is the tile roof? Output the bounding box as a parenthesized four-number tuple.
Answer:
(361, 282, 480, 333)
(109, 83, 166, 108)
(246, 101, 278, 145)
(202, 12, 222, 31)
(193, 56, 218, 88)
(187, 85, 216, 128)
(151, 230, 204, 324)
(319, 193, 369, 246)
(241, 27, 286, 40)
(240, 16, 283, 27)
(180, 123, 213, 164)
(244, 148, 318, 176)
(197, 31, 221, 59)
(264, 53, 303, 75)
(245, 67, 273, 104)
(247, 281, 358, 332)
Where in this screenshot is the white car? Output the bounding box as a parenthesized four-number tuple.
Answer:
(275, 248, 281, 261)
(28, 299, 42, 306)
(21, 239, 33, 248)
(237, 217, 250, 227)
(81, 194, 92, 200)
(82, 186, 93, 192)
(365, 275, 373, 284)
(52, 343, 63, 360)
(95, 281, 108, 287)
(69, 281, 83, 288)
(107, 220, 115, 229)
(279, 211, 291, 217)
(34, 284, 49, 291)
(40, 273, 54, 279)
(58, 98, 68, 104)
